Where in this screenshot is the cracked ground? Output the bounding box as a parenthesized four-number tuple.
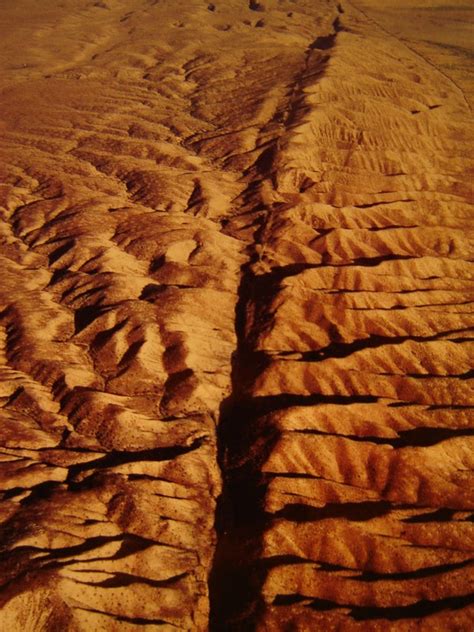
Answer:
(0, 0, 473, 630)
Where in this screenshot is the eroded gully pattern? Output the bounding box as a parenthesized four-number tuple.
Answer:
(0, 1, 472, 631)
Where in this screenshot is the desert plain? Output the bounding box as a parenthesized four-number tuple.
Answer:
(0, 0, 473, 630)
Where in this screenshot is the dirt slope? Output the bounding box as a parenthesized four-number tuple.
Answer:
(0, 1, 472, 630)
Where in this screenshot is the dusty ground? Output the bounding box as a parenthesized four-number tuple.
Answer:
(0, 1, 472, 630)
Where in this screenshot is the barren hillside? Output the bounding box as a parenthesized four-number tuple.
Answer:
(0, 1, 472, 630)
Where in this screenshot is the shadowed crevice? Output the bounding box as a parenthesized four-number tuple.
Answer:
(308, 592, 474, 620)
(290, 425, 474, 448)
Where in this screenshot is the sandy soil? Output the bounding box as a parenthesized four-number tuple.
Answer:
(0, 1, 472, 630)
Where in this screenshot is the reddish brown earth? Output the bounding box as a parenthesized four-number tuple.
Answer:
(0, 1, 473, 630)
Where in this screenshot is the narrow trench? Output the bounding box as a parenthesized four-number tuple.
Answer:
(208, 18, 341, 629)
(208, 264, 273, 631)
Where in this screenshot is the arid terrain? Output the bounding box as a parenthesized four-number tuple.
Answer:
(0, 1, 473, 630)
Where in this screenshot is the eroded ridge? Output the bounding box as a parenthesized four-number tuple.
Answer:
(215, 2, 474, 630)
(0, 0, 342, 629)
